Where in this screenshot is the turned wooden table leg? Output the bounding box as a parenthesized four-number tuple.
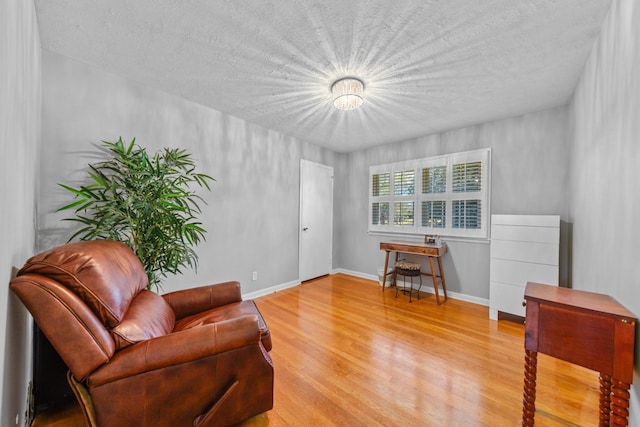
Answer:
(522, 349, 537, 426)
(599, 374, 611, 426)
(610, 378, 631, 427)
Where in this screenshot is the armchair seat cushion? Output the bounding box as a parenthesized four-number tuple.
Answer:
(174, 300, 272, 351)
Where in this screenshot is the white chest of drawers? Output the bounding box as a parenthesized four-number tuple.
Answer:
(489, 215, 560, 320)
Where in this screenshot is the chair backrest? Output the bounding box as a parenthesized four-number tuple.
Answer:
(17, 240, 149, 326)
(10, 240, 151, 379)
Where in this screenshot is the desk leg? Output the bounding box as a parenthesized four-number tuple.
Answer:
(382, 250, 391, 290)
(600, 374, 611, 426)
(428, 257, 441, 305)
(610, 378, 630, 427)
(436, 256, 448, 301)
(522, 349, 537, 427)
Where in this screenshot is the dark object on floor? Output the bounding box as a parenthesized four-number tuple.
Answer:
(11, 240, 273, 427)
(33, 324, 74, 415)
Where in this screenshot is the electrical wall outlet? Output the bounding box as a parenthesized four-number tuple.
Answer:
(252, 271, 258, 281)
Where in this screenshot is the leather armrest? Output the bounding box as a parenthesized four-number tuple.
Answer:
(87, 314, 260, 388)
(162, 281, 242, 319)
(10, 274, 116, 380)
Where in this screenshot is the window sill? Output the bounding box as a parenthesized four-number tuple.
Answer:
(367, 230, 490, 245)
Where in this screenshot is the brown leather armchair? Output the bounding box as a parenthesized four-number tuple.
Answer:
(10, 240, 274, 427)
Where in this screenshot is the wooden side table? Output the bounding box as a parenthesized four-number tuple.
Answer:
(522, 282, 637, 426)
(379, 241, 448, 305)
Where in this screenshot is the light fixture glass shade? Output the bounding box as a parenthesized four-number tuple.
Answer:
(331, 78, 364, 110)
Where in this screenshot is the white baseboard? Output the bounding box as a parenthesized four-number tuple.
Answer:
(443, 290, 489, 307)
(332, 268, 378, 282)
(332, 268, 489, 307)
(244, 269, 489, 308)
(242, 279, 300, 300)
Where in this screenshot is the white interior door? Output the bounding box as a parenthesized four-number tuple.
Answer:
(299, 159, 333, 282)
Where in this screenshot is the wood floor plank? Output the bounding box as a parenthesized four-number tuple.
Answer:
(34, 273, 600, 426)
(242, 274, 600, 427)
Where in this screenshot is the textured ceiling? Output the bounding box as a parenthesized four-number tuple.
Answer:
(34, 0, 612, 153)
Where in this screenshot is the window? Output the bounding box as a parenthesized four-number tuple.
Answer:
(394, 201, 414, 226)
(371, 202, 389, 225)
(369, 149, 490, 238)
(393, 170, 415, 195)
(453, 161, 482, 192)
(452, 200, 481, 229)
(422, 200, 446, 228)
(422, 166, 446, 194)
(372, 173, 390, 197)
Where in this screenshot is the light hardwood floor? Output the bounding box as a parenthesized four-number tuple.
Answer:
(35, 274, 600, 426)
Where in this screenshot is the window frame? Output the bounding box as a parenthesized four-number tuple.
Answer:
(368, 148, 491, 239)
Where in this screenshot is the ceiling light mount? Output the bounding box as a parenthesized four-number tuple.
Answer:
(331, 78, 364, 111)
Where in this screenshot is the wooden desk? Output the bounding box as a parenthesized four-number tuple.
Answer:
(522, 282, 637, 427)
(380, 241, 448, 305)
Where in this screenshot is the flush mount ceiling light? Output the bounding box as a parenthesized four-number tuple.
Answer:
(331, 78, 364, 111)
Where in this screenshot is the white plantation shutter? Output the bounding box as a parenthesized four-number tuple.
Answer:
(369, 149, 490, 238)
(393, 170, 415, 196)
(452, 200, 481, 229)
(422, 200, 446, 228)
(451, 160, 482, 230)
(371, 173, 391, 226)
(371, 202, 389, 225)
(452, 161, 482, 193)
(394, 201, 414, 226)
(422, 166, 446, 194)
(372, 173, 390, 197)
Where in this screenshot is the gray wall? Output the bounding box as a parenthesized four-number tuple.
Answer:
(39, 49, 571, 304)
(336, 107, 570, 300)
(0, 0, 41, 425)
(39, 51, 342, 295)
(569, 0, 640, 422)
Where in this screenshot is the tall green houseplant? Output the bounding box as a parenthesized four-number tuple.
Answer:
(58, 137, 214, 291)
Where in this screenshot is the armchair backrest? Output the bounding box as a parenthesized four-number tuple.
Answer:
(10, 240, 152, 379)
(17, 240, 149, 326)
